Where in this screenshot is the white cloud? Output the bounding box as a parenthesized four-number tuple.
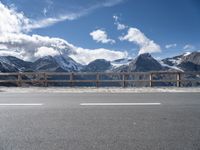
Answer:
(165, 43, 177, 49)
(0, 49, 24, 58)
(183, 44, 195, 51)
(24, 15, 78, 32)
(43, 0, 53, 16)
(0, 2, 30, 34)
(30, 0, 124, 30)
(113, 15, 119, 21)
(0, 1, 127, 64)
(113, 15, 128, 30)
(0, 33, 74, 61)
(0, 32, 127, 64)
(102, 0, 124, 7)
(120, 27, 161, 54)
(0, 44, 8, 50)
(116, 23, 127, 30)
(0, 1, 75, 33)
(70, 47, 128, 65)
(43, 8, 48, 16)
(0, 1, 125, 34)
(34, 46, 60, 58)
(90, 29, 115, 44)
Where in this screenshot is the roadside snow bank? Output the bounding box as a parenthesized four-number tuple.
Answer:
(0, 87, 200, 93)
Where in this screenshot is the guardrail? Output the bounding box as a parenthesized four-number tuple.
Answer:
(0, 71, 200, 87)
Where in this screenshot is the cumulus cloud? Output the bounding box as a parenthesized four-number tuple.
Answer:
(34, 46, 60, 58)
(0, 2, 30, 33)
(0, 1, 127, 64)
(70, 47, 127, 65)
(0, 50, 22, 58)
(113, 15, 128, 30)
(113, 15, 119, 21)
(0, 32, 127, 64)
(165, 43, 177, 49)
(116, 23, 127, 30)
(120, 27, 161, 54)
(113, 15, 160, 54)
(0, 33, 74, 60)
(0, 1, 58, 33)
(90, 29, 115, 44)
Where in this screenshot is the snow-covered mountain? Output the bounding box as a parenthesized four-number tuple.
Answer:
(0, 55, 82, 72)
(82, 59, 111, 72)
(128, 53, 165, 72)
(161, 52, 200, 71)
(0, 56, 31, 72)
(0, 51, 200, 73)
(162, 54, 184, 67)
(32, 55, 82, 72)
(113, 53, 168, 72)
(111, 58, 133, 68)
(113, 52, 200, 72)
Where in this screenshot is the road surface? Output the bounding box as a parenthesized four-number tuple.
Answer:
(0, 92, 200, 150)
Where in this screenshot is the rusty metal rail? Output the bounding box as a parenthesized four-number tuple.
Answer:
(0, 71, 200, 87)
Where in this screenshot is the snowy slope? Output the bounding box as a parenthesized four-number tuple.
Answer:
(111, 58, 133, 68)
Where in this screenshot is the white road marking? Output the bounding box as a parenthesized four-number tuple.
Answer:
(0, 103, 43, 106)
(80, 103, 161, 106)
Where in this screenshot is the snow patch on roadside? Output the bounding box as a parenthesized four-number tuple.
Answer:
(0, 87, 200, 93)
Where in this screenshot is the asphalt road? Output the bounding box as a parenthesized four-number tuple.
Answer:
(0, 92, 200, 150)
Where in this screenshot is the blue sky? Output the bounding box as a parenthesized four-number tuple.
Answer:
(0, 0, 199, 63)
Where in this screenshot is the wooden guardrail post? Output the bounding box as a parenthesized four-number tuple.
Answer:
(96, 73, 99, 87)
(176, 72, 181, 87)
(149, 73, 153, 87)
(44, 73, 48, 87)
(122, 73, 126, 88)
(17, 73, 22, 87)
(70, 73, 74, 87)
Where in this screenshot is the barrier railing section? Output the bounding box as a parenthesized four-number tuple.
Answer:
(0, 72, 200, 87)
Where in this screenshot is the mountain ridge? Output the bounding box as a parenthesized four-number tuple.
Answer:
(0, 51, 200, 73)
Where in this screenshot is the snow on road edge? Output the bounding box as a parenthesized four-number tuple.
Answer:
(0, 87, 200, 93)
